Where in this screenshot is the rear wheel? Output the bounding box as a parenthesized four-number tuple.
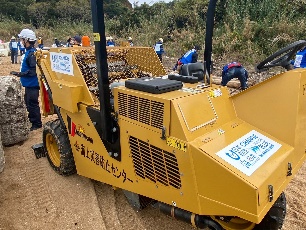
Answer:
(254, 192, 286, 230)
(43, 119, 76, 176)
(210, 193, 286, 230)
(210, 216, 255, 230)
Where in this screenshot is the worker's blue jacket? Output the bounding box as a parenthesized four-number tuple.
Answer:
(20, 46, 39, 88)
(9, 40, 18, 51)
(107, 41, 115, 47)
(293, 48, 306, 68)
(180, 49, 197, 64)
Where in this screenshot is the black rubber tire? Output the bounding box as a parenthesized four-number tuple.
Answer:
(208, 193, 286, 230)
(254, 192, 286, 230)
(43, 119, 76, 176)
(206, 220, 223, 230)
(197, 217, 224, 230)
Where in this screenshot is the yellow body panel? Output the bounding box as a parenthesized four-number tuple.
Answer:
(191, 121, 294, 223)
(37, 48, 95, 113)
(61, 103, 200, 214)
(232, 69, 304, 147)
(52, 79, 83, 113)
(170, 87, 236, 141)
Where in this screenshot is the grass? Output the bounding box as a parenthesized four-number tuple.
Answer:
(1, 0, 306, 67)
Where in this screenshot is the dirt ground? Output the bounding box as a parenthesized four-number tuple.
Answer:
(0, 55, 305, 230)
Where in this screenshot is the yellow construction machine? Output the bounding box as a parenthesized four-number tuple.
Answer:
(35, 0, 306, 229)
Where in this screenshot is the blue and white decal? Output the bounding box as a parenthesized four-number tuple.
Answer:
(50, 52, 73, 75)
(216, 130, 281, 176)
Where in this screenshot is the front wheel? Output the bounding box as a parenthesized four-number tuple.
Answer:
(43, 119, 76, 176)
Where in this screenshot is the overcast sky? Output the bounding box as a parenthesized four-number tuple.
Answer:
(128, 0, 173, 6)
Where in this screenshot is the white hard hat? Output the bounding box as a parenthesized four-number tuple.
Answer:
(109, 36, 113, 40)
(18, 29, 37, 41)
(159, 38, 163, 42)
(11, 36, 16, 40)
(128, 37, 132, 40)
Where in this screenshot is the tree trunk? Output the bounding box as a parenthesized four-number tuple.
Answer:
(211, 76, 241, 88)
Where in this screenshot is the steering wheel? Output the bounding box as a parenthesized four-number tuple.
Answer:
(255, 40, 306, 72)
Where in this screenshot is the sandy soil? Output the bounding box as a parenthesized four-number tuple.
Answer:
(0, 55, 305, 230)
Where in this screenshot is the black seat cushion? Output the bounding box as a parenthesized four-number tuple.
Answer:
(179, 62, 204, 81)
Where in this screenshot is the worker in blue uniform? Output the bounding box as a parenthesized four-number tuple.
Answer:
(173, 45, 201, 71)
(221, 62, 248, 90)
(10, 29, 42, 131)
(154, 38, 164, 62)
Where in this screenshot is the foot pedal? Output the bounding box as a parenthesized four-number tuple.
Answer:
(31, 143, 46, 159)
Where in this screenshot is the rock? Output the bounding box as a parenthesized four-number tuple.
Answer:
(0, 76, 29, 146)
(0, 42, 10, 57)
(0, 131, 4, 172)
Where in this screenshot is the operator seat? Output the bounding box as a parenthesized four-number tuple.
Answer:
(179, 62, 205, 81)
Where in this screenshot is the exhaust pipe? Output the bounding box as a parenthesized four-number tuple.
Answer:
(155, 202, 222, 229)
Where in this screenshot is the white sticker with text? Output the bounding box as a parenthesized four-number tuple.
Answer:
(50, 52, 73, 75)
(216, 130, 281, 176)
